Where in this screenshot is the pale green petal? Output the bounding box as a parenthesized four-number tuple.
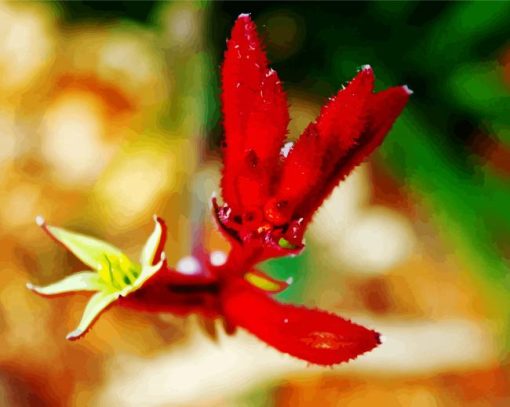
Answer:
(66, 291, 119, 340)
(98, 254, 139, 290)
(124, 256, 165, 296)
(45, 224, 129, 271)
(140, 216, 165, 267)
(27, 272, 101, 296)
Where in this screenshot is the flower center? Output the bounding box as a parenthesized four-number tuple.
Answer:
(264, 198, 291, 226)
(98, 254, 140, 290)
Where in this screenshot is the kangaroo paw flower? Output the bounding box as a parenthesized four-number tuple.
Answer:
(30, 14, 409, 366)
(28, 215, 167, 340)
(216, 15, 410, 266)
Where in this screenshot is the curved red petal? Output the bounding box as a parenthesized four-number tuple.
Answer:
(222, 280, 381, 365)
(299, 83, 410, 223)
(275, 67, 374, 222)
(265, 123, 322, 225)
(315, 66, 374, 157)
(221, 14, 289, 212)
(365, 85, 412, 146)
(318, 85, 411, 207)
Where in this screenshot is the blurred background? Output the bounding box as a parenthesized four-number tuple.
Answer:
(1, 1, 510, 406)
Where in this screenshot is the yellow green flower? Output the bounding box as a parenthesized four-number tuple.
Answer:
(27, 215, 166, 340)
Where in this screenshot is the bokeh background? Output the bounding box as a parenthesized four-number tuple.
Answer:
(1, 1, 510, 406)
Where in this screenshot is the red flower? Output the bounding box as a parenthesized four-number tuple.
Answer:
(215, 14, 411, 267)
(30, 14, 410, 366)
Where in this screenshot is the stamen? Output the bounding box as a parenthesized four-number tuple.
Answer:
(104, 255, 121, 289)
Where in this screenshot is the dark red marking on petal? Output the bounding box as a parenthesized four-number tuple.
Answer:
(120, 270, 221, 318)
(221, 14, 289, 213)
(222, 280, 381, 365)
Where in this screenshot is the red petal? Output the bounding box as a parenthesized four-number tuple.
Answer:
(221, 14, 289, 213)
(120, 269, 220, 318)
(299, 83, 410, 222)
(315, 66, 374, 159)
(273, 67, 374, 223)
(365, 85, 412, 149)
(322, 85, 411, 200)
(264, 123, 322, 225)
(222, 280, 381, 365)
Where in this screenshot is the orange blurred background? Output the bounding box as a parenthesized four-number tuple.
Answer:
(1, 1, 510, 406)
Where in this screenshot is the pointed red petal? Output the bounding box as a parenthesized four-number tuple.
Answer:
(299, 83, 410, 223)
(221, 14, 289, 212)
(315, 66, 374, 158)
(272, 67, 374, 223)
(222, 280, 381, 365)
(264, 123, 322, 225)
(364, 85, 412, 149)
(322, 85, 411, 196)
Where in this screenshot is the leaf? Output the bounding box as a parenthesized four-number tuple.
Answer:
(27, 272, 102, 296)
(66, 291, 119, 340)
